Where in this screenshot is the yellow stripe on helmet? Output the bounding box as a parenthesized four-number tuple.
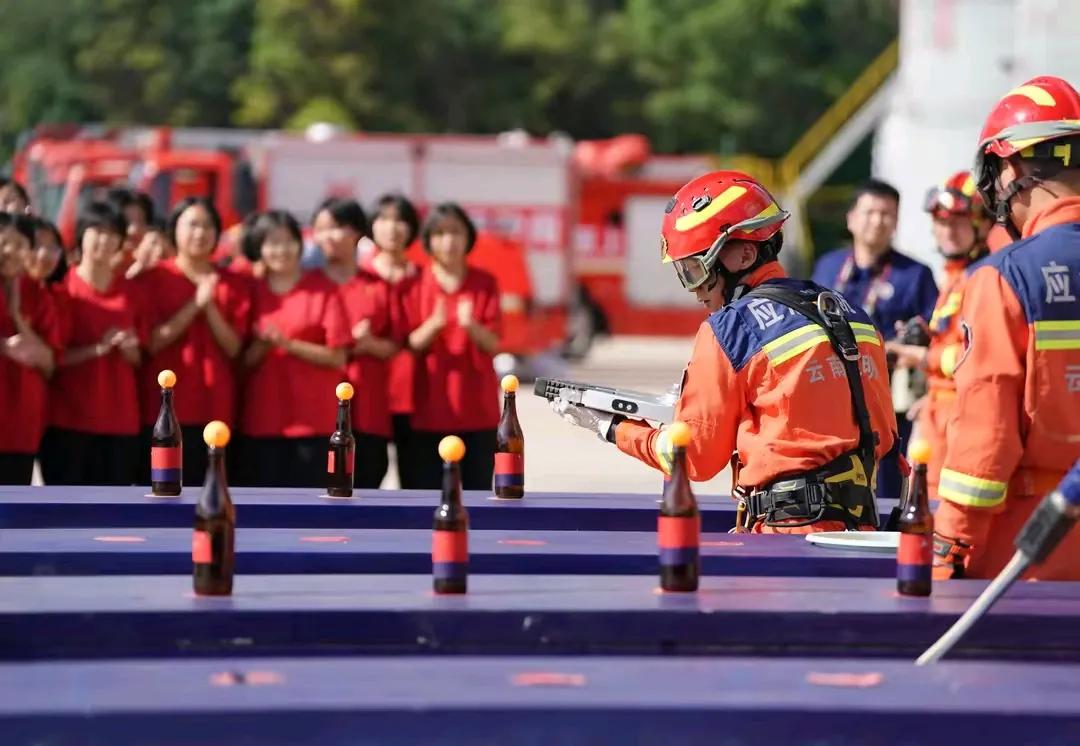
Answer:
(1005, 84, 1056, 107)
(674, 186, 747, 233)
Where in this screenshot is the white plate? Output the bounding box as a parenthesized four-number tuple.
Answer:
(804, 531, 899, 553)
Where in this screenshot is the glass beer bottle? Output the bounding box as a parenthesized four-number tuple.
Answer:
(897, 441, 934, 597)
(433, 436, 469, 594)
(658, 422, 700, 592)
(150, 369, 182, 496)
(327, 382, 356, 497)
(193, 420, 236, 596)
(494, 374, 525, 499)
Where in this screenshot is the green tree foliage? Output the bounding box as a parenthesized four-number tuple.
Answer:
(0, 0, 895, 158)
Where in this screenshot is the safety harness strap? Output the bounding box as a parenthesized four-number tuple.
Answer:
(745, 284, 879, 474)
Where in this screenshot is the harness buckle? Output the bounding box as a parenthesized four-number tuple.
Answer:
(816, 291, 860, 361)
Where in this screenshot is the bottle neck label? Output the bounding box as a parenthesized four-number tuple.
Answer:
(494, 452, 524, 488)
(150, 446, 182, 483)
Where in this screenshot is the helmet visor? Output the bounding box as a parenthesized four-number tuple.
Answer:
(668, 209, 790, 291)
(672, 254, 712, 290)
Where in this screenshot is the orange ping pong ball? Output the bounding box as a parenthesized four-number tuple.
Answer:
(158, 369, 177, 389)
(203, 420, 231, 448)
(501, 374, 519, 393)
(908, 440, 932, 466)
(439, 435, 466, 463)
(336, 382, 355, 401)
(667, 421, 692, 448)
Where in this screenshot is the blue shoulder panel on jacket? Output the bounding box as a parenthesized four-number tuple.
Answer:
(974, 223, 1080, 323)
(706, 278, 878, 372)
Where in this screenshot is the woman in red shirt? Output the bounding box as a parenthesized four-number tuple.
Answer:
(313, 198, 399, 488)
(25, 218, 67, 287)
(405, 203, 501, 490)
(0, 213, 61, 484)
(135, 198, 251, 485)
(367, 193, 421, 487)
(239, 210, 352, 487)
(40, 202, 143, 485)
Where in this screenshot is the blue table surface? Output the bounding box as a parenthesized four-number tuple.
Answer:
(0, 528, 895, 578)
(0, 486, 905, 531)
(2, 656, 1079, 745)
(3, 574, 1076, 661)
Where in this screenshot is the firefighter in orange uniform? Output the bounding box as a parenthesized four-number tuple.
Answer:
(934, 76, 1080, 580)
(554, 171, 896, 533)
(885, 172, 990, 499)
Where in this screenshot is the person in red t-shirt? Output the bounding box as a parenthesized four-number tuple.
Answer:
(0, 178, 30, 215)
(106, 189, 154, 280)
(135, 198, 251, 484)
(365, 194, 421, 487)
(0, 213, 62, 484)
(125, 221, 174, 280)
(404, 203, 501, 490)
(238, 210, 352, 487)
(314, 198, 400, 488)
(40, 202, 144, 485)
(25, 218, 68, 287)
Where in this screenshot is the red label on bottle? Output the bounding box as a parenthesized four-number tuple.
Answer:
(658, 515, 700, 549)
(327, 448, 355, 475)
(432, 529, 469, 563)
(495, 452, 525, 475)
(192, 530, 212, 564)
(898, 533, 933, 566)
(151, 446, 182, 469)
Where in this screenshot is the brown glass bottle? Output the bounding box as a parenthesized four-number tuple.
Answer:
(327, 395, 355, 497)
(193, 423, 235, 596)
(150, 371, 182, 496)
(494, 376, 525, 499)
(897, 460, 933, 597)
(433, 437, 469, 594)
(658, 424, 700, 592)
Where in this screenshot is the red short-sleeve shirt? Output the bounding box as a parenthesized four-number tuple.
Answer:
(338, 270, 397, 438)
(48, 271, 144, 435)
(0, 276, 64, 453)
(404, 267, 501, 432)
(134, 260, 252, 427)
(240, 271, 352, 438)
(360, 253, 418, 418)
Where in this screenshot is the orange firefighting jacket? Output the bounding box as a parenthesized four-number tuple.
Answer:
(937, 197, 1080, 576)
(917, 256, 978, 495)
(615, 262, 897, 502)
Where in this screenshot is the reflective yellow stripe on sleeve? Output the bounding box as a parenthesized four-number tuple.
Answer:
(938, 468, 1008, 508)
(1033, 320, 1080, 351)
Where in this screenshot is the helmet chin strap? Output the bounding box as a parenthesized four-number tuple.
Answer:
(994, 173, 1038, 241)
(707, 264, 753, 304)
